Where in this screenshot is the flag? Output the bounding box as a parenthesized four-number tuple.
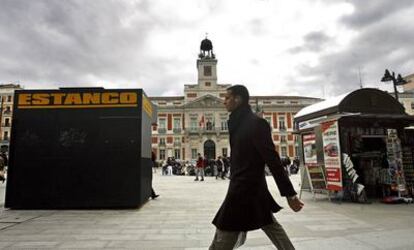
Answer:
(199, 115, 205, 127)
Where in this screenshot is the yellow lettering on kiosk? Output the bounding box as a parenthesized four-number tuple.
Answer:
(120, 92, 137, 104)
(83, 93, 100, 104)
(32, 94, 50, 105)
(18, 94, 31, 105)
(50, 93, 66, 105)
(102, 92, 119, 104)
(64, 93, 82, 105)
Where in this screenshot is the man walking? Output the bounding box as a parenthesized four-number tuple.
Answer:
(216, 156, 225, 180)
(194, 153, 205, 181)
(210, 85, 303, 250)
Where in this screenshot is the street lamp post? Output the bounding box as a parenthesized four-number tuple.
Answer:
(381, 69, 408, 101)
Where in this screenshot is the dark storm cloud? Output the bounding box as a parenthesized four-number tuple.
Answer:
(0, 0, 195, 95)
(289, 0, 414, 96)
(289, 31, 331, 54)
(340, 0, 414, 28)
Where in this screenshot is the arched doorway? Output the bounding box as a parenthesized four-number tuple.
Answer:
(203, 139, 216, 160)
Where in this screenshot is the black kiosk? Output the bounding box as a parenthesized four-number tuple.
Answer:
(5, 88, 155, 208)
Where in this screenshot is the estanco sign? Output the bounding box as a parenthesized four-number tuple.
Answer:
(17, 91, 139, 109)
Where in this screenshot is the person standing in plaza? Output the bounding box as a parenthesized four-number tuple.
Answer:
(194, 153, 205, 181)
(209, 85, 304, 250)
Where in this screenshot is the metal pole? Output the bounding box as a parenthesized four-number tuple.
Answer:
(0, 97, 3, 142)
(393, 79, 399, 101)
(390, 71, 399, 101)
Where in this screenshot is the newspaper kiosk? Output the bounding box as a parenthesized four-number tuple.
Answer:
(295, 88, 414, 202)
(5, 88, 155, 208)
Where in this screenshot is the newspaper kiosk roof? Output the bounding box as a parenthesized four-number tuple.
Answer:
(294, 88, 406, 123)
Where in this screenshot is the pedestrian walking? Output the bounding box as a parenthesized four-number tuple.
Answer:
(210, 85, 304, 250)
(216, 156, 225, 180)
(223, 156, 230, 178)
(194, 153, 205, 181)
(0, 155, 5, 183)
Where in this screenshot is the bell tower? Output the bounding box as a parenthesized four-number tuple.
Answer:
(197, 36, 217, 88)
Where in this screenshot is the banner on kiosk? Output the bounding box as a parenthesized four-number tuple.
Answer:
(321, 121, 343, 191)
(303, 133, 317, 165)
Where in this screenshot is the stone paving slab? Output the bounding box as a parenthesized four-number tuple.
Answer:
(1, 173, 414, 249)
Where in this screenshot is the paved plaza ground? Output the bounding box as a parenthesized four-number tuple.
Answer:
(1, 172, 414, 249)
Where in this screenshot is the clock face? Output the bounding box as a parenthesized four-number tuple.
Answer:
(204, 66, 212, 76)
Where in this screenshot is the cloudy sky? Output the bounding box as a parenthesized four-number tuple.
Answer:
(1, 0, 413, 98)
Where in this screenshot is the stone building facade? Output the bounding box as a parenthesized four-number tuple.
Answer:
(150, 39, 321, 161)
(0, 84, 23, 150)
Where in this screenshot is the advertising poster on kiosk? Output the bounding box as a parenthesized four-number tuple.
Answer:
(301, 133, 329, 196)
(303, 134, 317, 165)
(322, 120, 343, 191)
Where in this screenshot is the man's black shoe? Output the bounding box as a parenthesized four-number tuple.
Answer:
(201, 179, 204, 181)
(151, 194, 160, 199)
(194, 179, 199, 181)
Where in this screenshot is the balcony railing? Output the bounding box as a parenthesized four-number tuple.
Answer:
(158, 128, 166, 134)
(187, 127, 229, 135)
(173, 128, 182, 133)
(173, 142, 181, 147)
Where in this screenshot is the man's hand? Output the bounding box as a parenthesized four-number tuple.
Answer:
(287, 195, 304, 212)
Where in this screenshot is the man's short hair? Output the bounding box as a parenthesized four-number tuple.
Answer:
(227, 85, 250, 105)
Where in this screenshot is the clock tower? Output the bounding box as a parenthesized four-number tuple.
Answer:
(197, 37, 218, 88)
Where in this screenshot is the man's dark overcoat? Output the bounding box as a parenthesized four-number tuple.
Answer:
(212, 105, 297, 231)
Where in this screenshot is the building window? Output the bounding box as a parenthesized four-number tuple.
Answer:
(174, 137, 181, 147)
(222, 148, 228, 157)
(7, 95, 11, 102)
(411, 103, 414, 110)
(159, 118, 166, 129)
(191, 149, 198, 159)
(190, 117, 198, 131)
(159, 138, 166, 146)
(277, 101, 285, 104)
(281, 146, 287, 157)
(204, 66, 212, 76)
(221, 120, 228, 131)
(159, 149, 166, 160)
(158, 118, 166, 133)
(173, 118, 181, 133)
(279, 116, 286, 130)
(280, 135, 287, 143)
(295, 145, 299, 157)
(5, 118, 10, 127)
(205, 82, 211, 87)
(206, 118, 214, 130)
(174, 149, 181, 159)
(4, 106, 11, 114)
